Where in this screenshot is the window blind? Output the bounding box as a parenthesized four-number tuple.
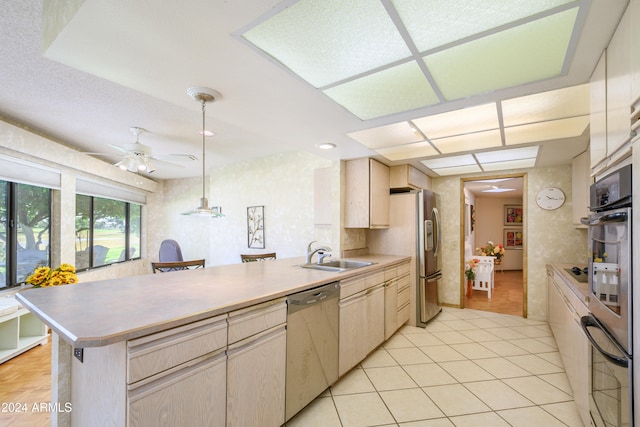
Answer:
(76, 177, 146, 205)
(0, 154, 61, 189)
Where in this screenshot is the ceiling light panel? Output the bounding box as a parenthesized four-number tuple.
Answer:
(412, 103, 499, 139)
(430, 165, 483, 176)
(421, 154, 477, 169)
(424, 7, 578, 101)
(504, 116, 589, 145)
(481, 158, 537, 171)
(391, 0, 574, 52)
(475, 146, 539, 163)
(348, 122, 423, 149)
(323, 61, 439, 120)
(431, 129, 502, 154)
(242, 0, 411, 88)
(376, 141, 439, 161)
(501, 84, 590, 126)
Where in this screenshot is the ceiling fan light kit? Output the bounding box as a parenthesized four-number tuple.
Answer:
(182, 86, 224, 218)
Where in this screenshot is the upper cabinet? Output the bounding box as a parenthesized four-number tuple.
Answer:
(571, 150, 591, 227)
(590, 51, 607, 170)
(345, 158, 390, 229)
(590, 3, 635, 175)
(389, 165, 431, 191)
(606, 6, 631, 157)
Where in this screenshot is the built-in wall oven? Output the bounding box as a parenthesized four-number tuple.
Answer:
(581, 164, 633, 426)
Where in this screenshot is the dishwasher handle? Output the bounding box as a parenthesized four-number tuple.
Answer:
(287, 282, 339, 314)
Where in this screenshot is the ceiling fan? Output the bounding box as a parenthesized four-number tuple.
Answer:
(99, 127, 197, 174)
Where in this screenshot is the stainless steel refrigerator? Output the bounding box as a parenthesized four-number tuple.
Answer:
(368, 189, 442, 327)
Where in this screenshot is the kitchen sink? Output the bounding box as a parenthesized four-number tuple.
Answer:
(300, 260, 374, 272)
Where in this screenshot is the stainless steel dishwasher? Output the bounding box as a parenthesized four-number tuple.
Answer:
(285, 281, 340, 421)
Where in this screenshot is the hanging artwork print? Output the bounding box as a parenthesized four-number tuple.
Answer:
(247, 206, 265, 249)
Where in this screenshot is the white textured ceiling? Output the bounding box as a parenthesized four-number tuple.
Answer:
(0, 0, 629, 180)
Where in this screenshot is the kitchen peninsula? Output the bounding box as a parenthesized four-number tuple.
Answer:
(16, 254, 409, 427)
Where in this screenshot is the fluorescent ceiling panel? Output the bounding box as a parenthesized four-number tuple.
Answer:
(421, 154, 476, 169)
(475, 146, 539, 163)
(242, 0, 410, 88)
(412, 103, 499, 139)
(504, 116, 589, 145)
(348, 122, 423, 149)
(502, 84, 590, 126)
(430, 165, 483, 176)
(376, 141, 439, 161)
(431, 129, 502, 154)
(392, 0, 574, 52)
(424, 7, 578, 101)
(481, 158, 537, 171)
(324, 61, 439, 120)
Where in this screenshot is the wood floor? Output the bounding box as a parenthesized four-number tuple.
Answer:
(0, 336, 51, 427)
(464, 270, 524, 316)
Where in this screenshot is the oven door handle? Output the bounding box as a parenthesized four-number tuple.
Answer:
(580, 315, 629, 368)
(585, 211, 628, 226)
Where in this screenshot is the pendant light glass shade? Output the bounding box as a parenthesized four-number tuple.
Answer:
(182, 87, 224, 217)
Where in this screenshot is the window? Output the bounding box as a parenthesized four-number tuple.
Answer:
(75, 195, 141, 271)
(0, 181, 52, 288)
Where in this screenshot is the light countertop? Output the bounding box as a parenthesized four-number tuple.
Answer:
(548, 263, 589, 306)
(15, 255, 408, 348)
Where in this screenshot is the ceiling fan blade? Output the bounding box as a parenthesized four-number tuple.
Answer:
(108, 144, 130, 153)
(153, 153, 198, 161)
(151, 158, 187, 169)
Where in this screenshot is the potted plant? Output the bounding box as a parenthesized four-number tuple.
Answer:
(476, 241, 505, 264)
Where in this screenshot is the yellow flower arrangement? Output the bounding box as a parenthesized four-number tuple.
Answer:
(26, 264, 78, 288)
(476, 241, 506, 260)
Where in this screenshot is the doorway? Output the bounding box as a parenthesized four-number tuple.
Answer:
(460, 174, 528, 317)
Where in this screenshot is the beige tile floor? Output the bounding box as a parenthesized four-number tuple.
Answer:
(286, 307, 584, 427)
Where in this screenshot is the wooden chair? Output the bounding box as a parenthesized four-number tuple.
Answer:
(240, 253, 276, 263)
(471, 256, 495, 298)
(151, 259, 205, 273)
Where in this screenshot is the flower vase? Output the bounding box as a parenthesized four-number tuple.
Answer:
(466, 279, 473, 298)
(495, 258, 501, 265)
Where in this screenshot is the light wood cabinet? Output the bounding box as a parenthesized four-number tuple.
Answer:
(571, 150, 591, 227)
(383, 262, 411, 340)
(345, 158, 390, 229)
(0, 301, 48, 364)
(390, 165, 430, 191)
(227, 299, 287, 427)
(127, 315, 228, 427)
(339, 270, 385, 376)
(547, 269, 590, 427)
(590, 51, 607, 170)
(606, 5, 632, 158)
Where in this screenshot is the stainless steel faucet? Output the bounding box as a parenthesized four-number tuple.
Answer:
(306, 241, 332, 264)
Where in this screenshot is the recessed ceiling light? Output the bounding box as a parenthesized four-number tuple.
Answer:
(199, 130, 215, 137)
(317, 143, 336, 150)
(421, 154, 476, 169)
(482, 187, 516, 193)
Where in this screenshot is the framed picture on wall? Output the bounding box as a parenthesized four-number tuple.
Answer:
(504, 228, 523, 249)
(504, 205, 523, 226)
(247, 206, 265, 249)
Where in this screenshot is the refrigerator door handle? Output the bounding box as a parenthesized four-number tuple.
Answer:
(432, 207, 441, 257)
(426, 274, 442, 282)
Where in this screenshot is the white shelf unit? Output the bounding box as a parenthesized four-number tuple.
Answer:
(0, 306, 48, 364)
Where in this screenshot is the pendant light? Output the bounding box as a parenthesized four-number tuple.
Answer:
(182, 87, 224, 217)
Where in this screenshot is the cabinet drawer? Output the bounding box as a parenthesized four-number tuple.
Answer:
(228, 298, 286, 344)
(384, 266, 397, 281)
(340, 276, 366, 299)
(397, 301, 410, 326)
(397, 262, 410, 277)
(365, 271, 385, 287)
(397, 283, 411, 308)
(127, 314, 227, 384)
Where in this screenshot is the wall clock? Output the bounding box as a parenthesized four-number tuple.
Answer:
(536, 187, 565, 210)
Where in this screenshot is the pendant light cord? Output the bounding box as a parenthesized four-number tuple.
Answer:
(201, 98, 206, 201)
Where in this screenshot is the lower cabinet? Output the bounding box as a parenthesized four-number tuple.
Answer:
(547, 269, 590, 427)
(339, 271, 385, 376)
(227, 299, 287, 427)
(384, 261, 411, 340)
